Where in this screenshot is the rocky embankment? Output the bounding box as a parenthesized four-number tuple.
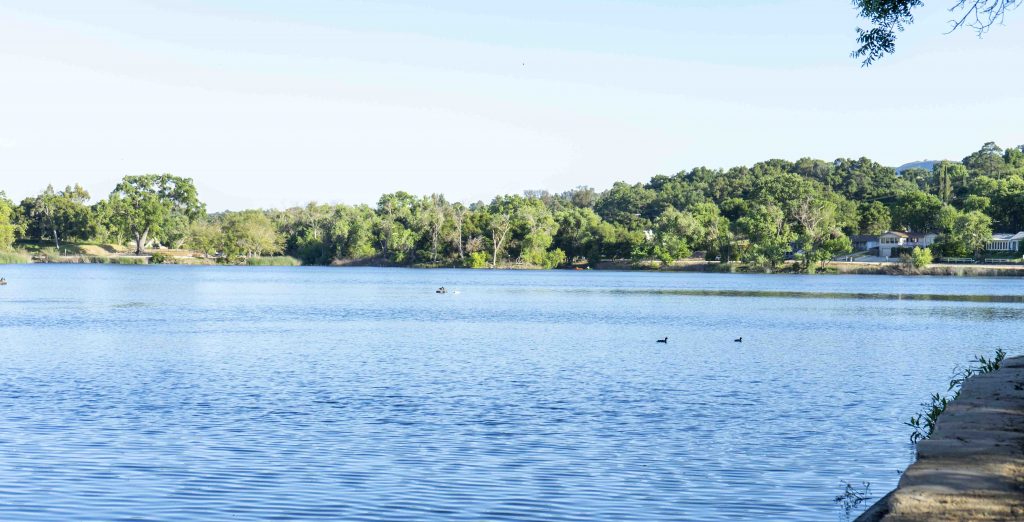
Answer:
(856, 356, 1024, 521)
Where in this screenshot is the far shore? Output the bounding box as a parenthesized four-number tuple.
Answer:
(5, 249, 1024, 277)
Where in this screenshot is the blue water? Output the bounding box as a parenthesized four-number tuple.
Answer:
(0, 265, 1022, 521)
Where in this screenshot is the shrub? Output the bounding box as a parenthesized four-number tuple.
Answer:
(149, 252, 168, 264)
(900, 247, 933, 272)
(912, 247, 933, 268)
(543, 248, 567, 269)
(467, 251, 489, 268)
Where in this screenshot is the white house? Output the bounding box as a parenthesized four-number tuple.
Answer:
(986, 232, 1024, 252)
(878, 231, 938, 258)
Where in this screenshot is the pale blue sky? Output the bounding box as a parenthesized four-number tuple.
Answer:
(1, 0, 1022, 210)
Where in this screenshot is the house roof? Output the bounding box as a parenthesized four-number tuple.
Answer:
(881, 231, 909, 238)
(991, 232, 1024, 241)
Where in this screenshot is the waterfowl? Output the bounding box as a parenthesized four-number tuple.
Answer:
(656, 337, 668, 343)
(734, 337, 742, 343)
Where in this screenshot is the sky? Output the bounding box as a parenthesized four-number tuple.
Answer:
(1, 1, 1022, 211)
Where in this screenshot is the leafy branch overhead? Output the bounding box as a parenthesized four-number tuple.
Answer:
(852, 0, 1019, 66)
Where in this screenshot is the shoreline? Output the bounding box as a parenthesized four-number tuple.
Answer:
(855, 356, 1024, 521)
(5, 255, 1024, 277)
(6, 255, 1024, 276)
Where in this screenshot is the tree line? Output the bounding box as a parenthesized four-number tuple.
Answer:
(1, 142, 1023, 270)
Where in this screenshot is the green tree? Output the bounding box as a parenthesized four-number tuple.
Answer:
(652, 207, 699, 262)
(963, 142, 1009, 178)
(792, 197, 851, 271)
(858, 201, 892, 234)
(0, 192, 17, 250)
(417, 194, 448, 264)
(963, 195, 991, 212)
(1005, 146, 1024, 169)
(20, 184, 93, 250)
(594, 182, 656, 229)
(185, 220, 223, 258)
(944, 210, 993, 257)
(375, 192, 417, 263)
(554, 207, 605, 262)
(737, 204, 795, 269)
(891, 192, 946, 232)
(105, 174, 204, 254)
(222, 210, 284, 258)
(486, 196, 519, 266)
(518, 198, 559, 267)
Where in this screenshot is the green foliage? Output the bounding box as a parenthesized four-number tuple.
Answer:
(851, 2, 1017, 66)
(149, 252, 168, 264)
(245, 256, 301, 266)
(185, 220, 222, 257)
(2, 141, 1023, 270)
(106, 174, 204, 254)
(18, 184, 94, 249)
(467, 251, 489, 268)
(936, 210, 993, 257)
(0, 192, 17, 250)
(899, 247, 932, 271)
(891, 192, 946, 232)
(858, 201, 891, 235)
(594, 182, 656, 229)
(221, 210, 284, 259)
(906, 349, 1006, 444)
(737, 204, 795, 269)
(540, 248, 567, 269)
(910, 246, 933, 268)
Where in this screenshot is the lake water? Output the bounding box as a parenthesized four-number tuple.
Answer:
(0, 265, 1022, 521)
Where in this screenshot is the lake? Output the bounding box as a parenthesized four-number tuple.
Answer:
(0, 265, 1021, 521)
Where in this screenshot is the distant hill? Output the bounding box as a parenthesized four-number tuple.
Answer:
(895, 160, 940, 173)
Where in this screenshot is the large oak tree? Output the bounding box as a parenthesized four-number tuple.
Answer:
(106, 174, 204, 255)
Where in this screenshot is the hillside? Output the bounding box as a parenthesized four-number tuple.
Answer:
(895, 160, 940, 173)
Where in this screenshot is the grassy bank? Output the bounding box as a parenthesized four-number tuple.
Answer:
(245, 256, 301, 266)
(0, 251, 32, 264)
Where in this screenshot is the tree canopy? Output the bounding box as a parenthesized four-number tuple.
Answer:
(3, 142, 1024, 267)
(105, 174, 204, 254)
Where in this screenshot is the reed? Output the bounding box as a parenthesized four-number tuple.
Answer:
(0, 251, 31, 264)
(245, 256, 301, 266)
